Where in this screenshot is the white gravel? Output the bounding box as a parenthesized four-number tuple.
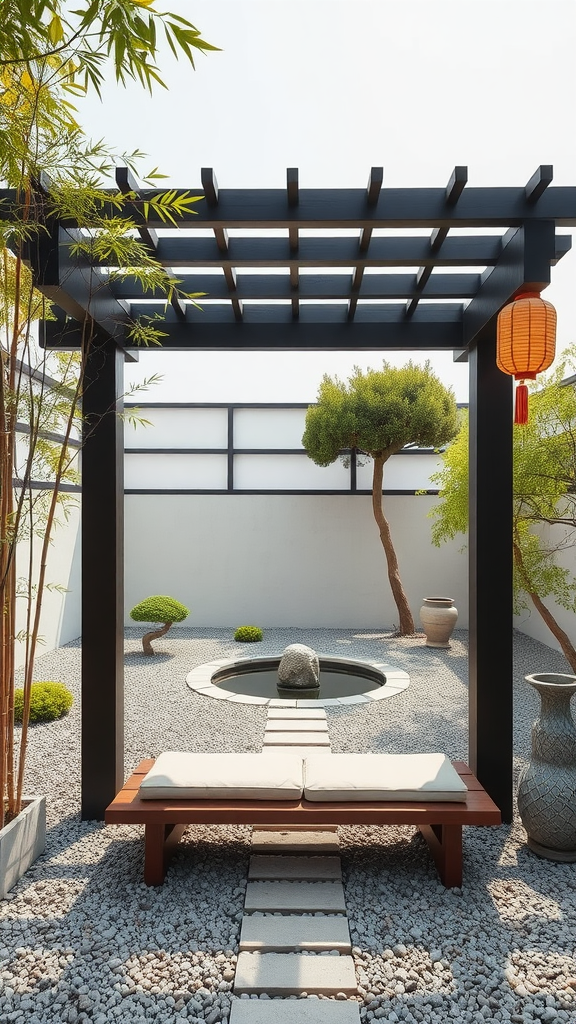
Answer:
(2, 627, 575, 1023)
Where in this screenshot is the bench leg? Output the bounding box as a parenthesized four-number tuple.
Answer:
(144, 823, 187, 886)
(418, 824, 462, 888)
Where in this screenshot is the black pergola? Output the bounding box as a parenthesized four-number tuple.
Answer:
(6, 165, 575, 821)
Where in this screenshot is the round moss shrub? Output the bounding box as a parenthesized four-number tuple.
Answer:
(14, 681, 73, 724)
(130, 596, 189, 624)
(234, 625, 264, 642)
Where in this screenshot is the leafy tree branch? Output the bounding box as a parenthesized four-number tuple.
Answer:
(430, 351, 576, 670)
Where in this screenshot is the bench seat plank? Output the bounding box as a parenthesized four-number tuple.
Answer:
(105, 758, 501, 888)
(107, 789, 499, 825)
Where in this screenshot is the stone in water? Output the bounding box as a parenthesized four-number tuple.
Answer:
(277, 644, 320, 689)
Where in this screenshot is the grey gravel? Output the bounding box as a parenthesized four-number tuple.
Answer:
(2, 626, 576, 1023)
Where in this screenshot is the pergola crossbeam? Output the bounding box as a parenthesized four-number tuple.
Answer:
(430, 226, 449, 252)
(525, 164, 553, 204)
(366, 166, 383, 206)
(201, 167, 219, 206)
(110, 271, 482, 301)
(115, 166, 159, 251)
(287, 169, 300, 316)
(446, 165, 468, 205)
(92, 184, 576, 227)
(114, 234, 525, 267)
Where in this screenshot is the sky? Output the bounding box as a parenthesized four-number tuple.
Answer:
(76, 0, 576, 405)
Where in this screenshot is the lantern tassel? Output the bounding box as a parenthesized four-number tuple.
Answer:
(515, 382, 529, 425)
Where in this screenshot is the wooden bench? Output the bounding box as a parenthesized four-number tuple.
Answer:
(105, 758, 501, 888)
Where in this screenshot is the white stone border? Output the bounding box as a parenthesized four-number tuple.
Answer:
(186, 655, 409, 707)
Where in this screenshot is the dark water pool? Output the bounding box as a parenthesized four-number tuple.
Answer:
(212, 659, 385, 699)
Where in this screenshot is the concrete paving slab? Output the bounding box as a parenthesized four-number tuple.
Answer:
(267, 708, 327, 720)
(298, 698, 342, 707)
(228, 694, 270, 705)
(191, 685, 235, 700)
(239, 913, 351, 952)
(262, 732, 331, 745)
(244, 880, 346, 913)
(249, 855, 342, 880)
(251, 830, 339, 853)
(265, 719, 329, 732)
(230, 998, 360, 1023)
(234, 951, 357, 996)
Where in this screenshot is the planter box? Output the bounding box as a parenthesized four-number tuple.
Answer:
(0, 796, 46, 898)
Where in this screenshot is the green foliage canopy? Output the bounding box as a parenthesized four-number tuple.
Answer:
(430, 351, 576, 617)
(14, 680, 73, 722)
(0, 1, 218, 96)
(0, 0, 215, 823)
(130, 595, 189, 624)
(302, 360, 459, 465)
(0, 1, 217, 186)
(234, 625, 264, 642)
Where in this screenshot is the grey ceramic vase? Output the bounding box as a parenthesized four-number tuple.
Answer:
(517, 672, 576, 862)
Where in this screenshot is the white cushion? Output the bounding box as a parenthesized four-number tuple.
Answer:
(139, 751, 304, 800)
(303, 753, 468, 802)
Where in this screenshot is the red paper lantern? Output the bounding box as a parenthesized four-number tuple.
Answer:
(496, 292, 556, 424)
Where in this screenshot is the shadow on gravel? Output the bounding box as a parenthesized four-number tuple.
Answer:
(123, 651, 175, 666)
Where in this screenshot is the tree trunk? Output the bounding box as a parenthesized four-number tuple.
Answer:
(142, 622, 172, 655)
(513, 540, 576, 673)
(372, 455, 415, 634)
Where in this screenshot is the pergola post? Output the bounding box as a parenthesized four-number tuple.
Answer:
(468, 332, 514, 821)
(81, 337, 125, 820)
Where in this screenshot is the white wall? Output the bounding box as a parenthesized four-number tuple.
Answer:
(17, 400, 574, 657)
(124, 493, 468, 629)
(16, 489, 574, 657)
(14, 501, 82, 670)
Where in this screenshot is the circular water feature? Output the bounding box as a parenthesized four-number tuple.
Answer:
(186, 655, 410, 707)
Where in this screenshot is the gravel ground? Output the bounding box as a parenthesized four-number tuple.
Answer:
(1, 626, 575, 1024)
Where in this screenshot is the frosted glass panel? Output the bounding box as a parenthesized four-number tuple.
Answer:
(356, 453, 443, 490)
(234, 454, 349, 490)
(234, 408, 307, 449)
(127, 408, 228, 449)
(125, 453, 227, 489)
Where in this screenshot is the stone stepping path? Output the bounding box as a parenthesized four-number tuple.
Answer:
(230, 707, 361, 1023)
(249, 855, 342, 880)
(265, 718, 329, 731)
(234, 951, 358, 996)
(230, 1000, 361, 1023)
(267, 708, 327, 720)
(245, 880, 347, 914)
(262, 731, 331, 746)
(239, 914, 352, 953)
(260, 745, 333, 757)
(251, 829, 340, 853)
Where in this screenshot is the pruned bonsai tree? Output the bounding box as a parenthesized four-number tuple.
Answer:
(302, 361, 458, 634)
(130, 596, 190, 655)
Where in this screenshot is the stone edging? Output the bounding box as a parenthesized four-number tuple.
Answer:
(186, 655, 410, 707)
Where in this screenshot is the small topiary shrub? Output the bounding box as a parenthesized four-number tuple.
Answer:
(130, 595, 190, 655)
(14, 682, 73, 724)
(234, 625, 264, 642)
